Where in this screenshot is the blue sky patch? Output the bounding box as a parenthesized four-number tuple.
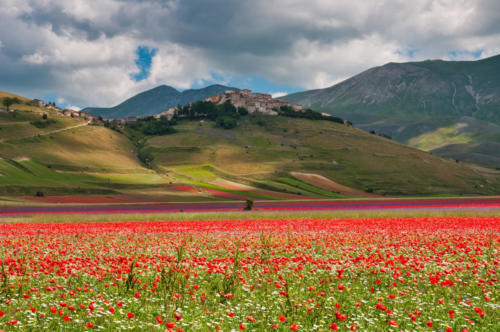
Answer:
(131, 46, 158, 82)
(448, 49, 483, 60)
(192, 72, 303, 96)
(395, 46, 418, 58)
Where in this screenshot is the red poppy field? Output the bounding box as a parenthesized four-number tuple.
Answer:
(0, 216, 498, 331)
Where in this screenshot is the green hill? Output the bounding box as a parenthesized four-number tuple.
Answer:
(1, 91, 499, 200)
(283, 54, 500, 168)
(83, 84, 238, 119)
(140, 114, 499, 196)
(0, 96, 169, 197)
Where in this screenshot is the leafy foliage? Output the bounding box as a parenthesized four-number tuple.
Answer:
(125, 116, 176, 136)
(277, 106, 345, 124)
(1, 97, 21, 111)
(177, 101, 247, 129)
(30, 119, 56, 128)
(215, 116, 237, 129)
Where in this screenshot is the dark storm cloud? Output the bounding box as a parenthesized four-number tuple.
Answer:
(19, 1, 105, 40)
(155, 1, 360, 55)
(14, 1, 396, 52)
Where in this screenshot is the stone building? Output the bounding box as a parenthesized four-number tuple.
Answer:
(31, 99, 45, 107)
(154, 108, 176, 120)
(205, 89, 303, 115)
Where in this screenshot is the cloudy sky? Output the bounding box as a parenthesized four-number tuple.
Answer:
(0, 0, 499, 109)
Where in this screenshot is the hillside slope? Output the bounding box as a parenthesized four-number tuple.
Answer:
(141, 115, 500, 196)
(0, 95, 168, 197)
(83, 84, 237, 119)
(283, 55, 500, 167)
(2, 91, 499, 199)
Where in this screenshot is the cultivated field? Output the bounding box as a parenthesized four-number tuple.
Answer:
(0, 213, 498, 331)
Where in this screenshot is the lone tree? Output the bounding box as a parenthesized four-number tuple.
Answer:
(2, 97, 19, 111)
(243, 199, 254, 211)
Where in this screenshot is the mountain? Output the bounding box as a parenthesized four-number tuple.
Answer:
(2, 90, 499, 198)
(283, 54, 500, 168)
(83, 84, 238, 119)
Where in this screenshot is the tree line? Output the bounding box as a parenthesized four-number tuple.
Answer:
(276, 105, 347, 124)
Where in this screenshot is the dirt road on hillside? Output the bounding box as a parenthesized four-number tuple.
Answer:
(0, 121, 90, 143)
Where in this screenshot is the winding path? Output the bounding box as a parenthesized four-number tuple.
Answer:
(0, 120, 90, 143)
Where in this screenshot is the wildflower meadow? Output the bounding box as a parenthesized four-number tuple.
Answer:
(0, 217, 498, 331)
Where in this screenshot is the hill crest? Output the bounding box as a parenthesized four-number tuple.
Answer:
(83, 84, 238, 119)
(283, 54, 500, 167)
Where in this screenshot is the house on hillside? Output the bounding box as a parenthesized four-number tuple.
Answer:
(154, 108, 176, 120)
(63, 109, 80, 117)
(79, 111, 92, 120)
(46, 104, 61, 112)
(31, 99, 45, 107)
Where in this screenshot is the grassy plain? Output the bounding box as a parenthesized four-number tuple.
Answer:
(2, 207, 499, 224)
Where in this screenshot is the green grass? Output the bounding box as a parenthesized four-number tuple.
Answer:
(93, 173, 167, 185)
(410, 122, 473, 151)
(178, 176, 282, 200)
(0, 159, 94, 186)
(171, 164, 218, 181)
(2, 207, 499, 224)
(145, 117, 500, 196)
(277, 177, 348, 198)
(0, 109, 86, 141)
(257, 179, 324, 197)
(1, 91, 500, 199)
(0, 103, 169, 196)
(283, 56, 500, 168)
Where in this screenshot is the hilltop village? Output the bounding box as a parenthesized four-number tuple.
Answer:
(148, 89, 305, 122)
(205, 90, 303, 115)
(1, 90, 306, 125)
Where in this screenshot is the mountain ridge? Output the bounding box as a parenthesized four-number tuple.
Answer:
(283, 54, 500, 167)
(284, 54, 500, 121)
(83, 84, 238, 119)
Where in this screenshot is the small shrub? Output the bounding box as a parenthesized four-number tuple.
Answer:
(243, 199, 254, 211)
(237, 107, 249, 116)
(215, 116, 237, 129)
(31, 119, 56, 128)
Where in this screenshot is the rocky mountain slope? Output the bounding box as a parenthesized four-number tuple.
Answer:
(283, 55, 500, 167)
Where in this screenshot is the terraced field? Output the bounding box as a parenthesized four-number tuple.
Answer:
(1, 92, 499, 202)
(144, 116, 500, 196)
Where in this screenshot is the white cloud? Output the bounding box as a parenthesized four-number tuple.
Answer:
(66, 105, 81, 111)
(146, 43, 211, 90)
(0, 0, 498, 108)
(271, 92, 287, 98)
(22, 52, 50, 64)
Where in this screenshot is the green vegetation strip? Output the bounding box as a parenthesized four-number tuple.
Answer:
(178, 177, 282, 200)
(277, 177, 348, 198)
(2, 208, 498, 224)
